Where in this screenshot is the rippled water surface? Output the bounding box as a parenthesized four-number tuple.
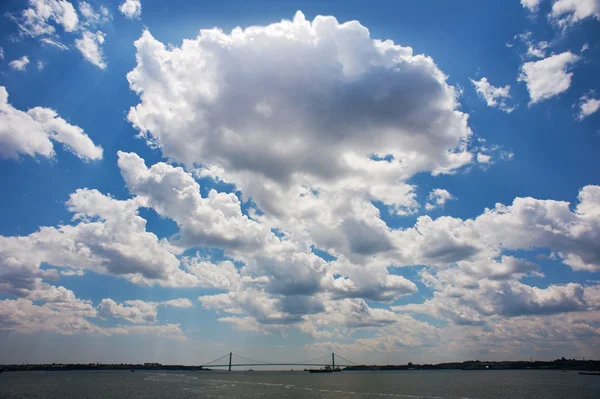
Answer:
(1, 370, 599, 399)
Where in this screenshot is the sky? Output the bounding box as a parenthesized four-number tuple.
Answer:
(0, 0, 600, 366)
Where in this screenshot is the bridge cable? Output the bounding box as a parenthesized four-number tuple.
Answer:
(291, 354, 332, 364)
(334, 353, 359, 365)
(201, 353, 231, 366)
(232, 353, 331, 365)
(233, 354, 271, 364)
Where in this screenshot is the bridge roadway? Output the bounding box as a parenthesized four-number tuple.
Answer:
(202, 352, 357, 370)
(204, 363, 332, 368)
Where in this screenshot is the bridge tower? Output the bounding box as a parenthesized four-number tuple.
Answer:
(332, 352, 335, 370)
(228, 352, 232, 371)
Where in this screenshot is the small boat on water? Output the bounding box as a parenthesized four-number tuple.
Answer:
(308, 366, 341, 373)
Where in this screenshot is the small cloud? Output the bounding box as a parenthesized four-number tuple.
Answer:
(581, 43, 590, 53)
(79, 1, 111, 26)
(9, 0, 79, 38)
(0, 47, 4, 60)
(160, 298, 194, 308)
(521, 0, 541, 12)
(513, 32, 552, 60)
(425, 188, 455, 211)
(526, 41, 550, 59)
(477, 153, 492, 164)
(119, 0, 142, 19)
(60, 269, 85, 277)
(37, 60, 45, 70)
(470, 77, 515, 113)
(473, 144, 513, 167)
(502, 151, 514, 160)
(9, 56, 29, 71)
(576, 94, 600, 121)
(41, 38, 69, 50)
(75, 30, 107, 69)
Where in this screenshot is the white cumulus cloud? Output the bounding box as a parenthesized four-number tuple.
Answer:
(551, 0, 600, 28)
(425, 189, 455, 211)
(518, 51, 580, 104)
(11, 0, 78, 37)
(521, 0, 542, 12)
(98, 298, 158, 324)
(119, 0, 142, 19)
(124, 11, 476, 272)
(127, 12, 472, 187)
(0, 86, 103, 161)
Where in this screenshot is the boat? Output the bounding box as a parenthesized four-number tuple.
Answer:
(131, 369, 135, 373)
(308, 366, 341, 373)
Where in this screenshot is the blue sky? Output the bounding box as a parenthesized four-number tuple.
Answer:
(1, 0, 600, 365)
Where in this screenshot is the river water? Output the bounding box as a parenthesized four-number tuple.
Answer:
(1, 370, 599, 398)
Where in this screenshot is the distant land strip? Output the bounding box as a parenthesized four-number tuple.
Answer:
(1, 358, 599, 372)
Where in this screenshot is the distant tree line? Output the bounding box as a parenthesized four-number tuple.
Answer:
(0, 363, 209, 372)
(343, 358, 600, 371)
(1, 358, 599, 372)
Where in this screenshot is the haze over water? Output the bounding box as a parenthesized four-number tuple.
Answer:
(1, 370, 599, 399)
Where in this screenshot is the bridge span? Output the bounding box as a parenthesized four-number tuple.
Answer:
(202, 352, 357, 371)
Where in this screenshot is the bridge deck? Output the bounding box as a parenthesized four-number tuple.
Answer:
(205, 363, 334, 368)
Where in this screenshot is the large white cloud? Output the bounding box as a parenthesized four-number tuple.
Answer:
(97, 297, 194, 324)
(518, 52, 580, 104)
(120, 151, 422, 302)
(117, 151, 276, 250)
(125, 12, 473, 227)
(98, 298, 158, 324)
(0, 296, 185, 339)
(117, 11, 600, 339)
(5, 152, 599, 341)
(388, 185, 600, 272)
(393, 265, 599, 327)
(0, 86, 103, 161)
(551, 0, 600, 27)
(2, 10, 600, 356)
(0, 188, 197, 289)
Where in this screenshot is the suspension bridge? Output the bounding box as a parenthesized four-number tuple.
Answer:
(200, 352, 358, 371)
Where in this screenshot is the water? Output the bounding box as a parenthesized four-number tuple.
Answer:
(1, 370, 599, 399)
